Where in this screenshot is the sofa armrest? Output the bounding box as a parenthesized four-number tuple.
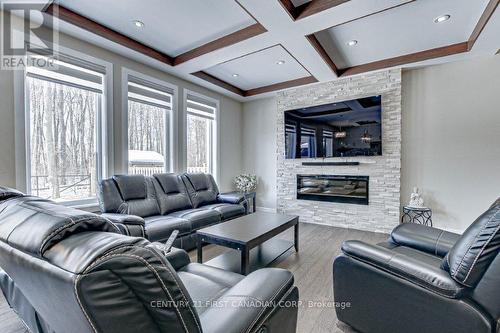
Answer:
(390, 223, 461, 257)
(101, 213, 146, 238)
(217, 192, 246, 205)
(341, 240, 465, 298)
(200, 268, 297, 333)
(164, 247, 191, 271)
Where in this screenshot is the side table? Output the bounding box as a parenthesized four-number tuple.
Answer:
(401, 206, 433, 226)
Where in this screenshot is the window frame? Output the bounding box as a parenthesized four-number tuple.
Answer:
(121, 68, 178, 175)
(183, 89, 220, 181)
(14, 44, 114, 207)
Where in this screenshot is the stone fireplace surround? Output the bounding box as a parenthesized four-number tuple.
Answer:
(276, 69, 402, 234)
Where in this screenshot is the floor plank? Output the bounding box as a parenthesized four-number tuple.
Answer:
(0, 223, 387, 333)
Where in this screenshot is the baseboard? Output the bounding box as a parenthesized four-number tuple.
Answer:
(256, 206, 277, 213)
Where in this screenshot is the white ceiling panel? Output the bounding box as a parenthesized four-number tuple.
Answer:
(291, 0, 311, 7)
(315, 0, 490, 69)
(204, 45, 310, 90)
(57, 0, 255, 56)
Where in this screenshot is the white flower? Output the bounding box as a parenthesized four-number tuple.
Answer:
(234, 174, 257, 193)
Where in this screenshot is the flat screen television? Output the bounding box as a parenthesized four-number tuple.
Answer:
(284, 95, 382, 159)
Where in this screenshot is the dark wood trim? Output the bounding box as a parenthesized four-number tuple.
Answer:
(191, 71, 245, 96)
(340, 42, 469, 77)
(245, 76, 317, 96)
(306, 34, 340, 76)
(278, 0, 350, 21)
(467, 0, 499, 50)
(44, 4, 174, 66)
(44, 3, 267, 66)
(496, 49, 500, 55)
(174, 23, 267, 65)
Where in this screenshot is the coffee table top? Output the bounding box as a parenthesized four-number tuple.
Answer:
(197, 211, 298, 248)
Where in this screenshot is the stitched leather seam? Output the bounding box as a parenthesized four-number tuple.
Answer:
(452, 206, 500, 280)
(74, 276, 99, 333)
(84, 252, 191, 333)
(434, 230, 444, 256)
(143, 246, 202, 333)
(244, 275, 294, 333)
(462, 221, 500, 285)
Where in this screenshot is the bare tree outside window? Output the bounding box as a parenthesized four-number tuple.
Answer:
(186, 113, 212, 174)
(128, 100, 167, 175)
(28, 76, 100, 201)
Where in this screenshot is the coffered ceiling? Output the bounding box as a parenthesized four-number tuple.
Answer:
(12, 0, 499, 101)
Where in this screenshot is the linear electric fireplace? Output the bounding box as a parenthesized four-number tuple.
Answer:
(297, 175, 369, 205)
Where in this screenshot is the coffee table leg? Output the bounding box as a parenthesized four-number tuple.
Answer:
(294, 223, 299, 252)
(197, 238, 203, 263)
(241, 247, 250, 275)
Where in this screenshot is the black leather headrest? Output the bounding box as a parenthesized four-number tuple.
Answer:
(0, 186, 24, 201)
(113, 175, 147, 200)
(183, 173, 209, 191)
(153, 173, 183, 194)
(444, 201, 500, 287)
(0, 196, 119, 258)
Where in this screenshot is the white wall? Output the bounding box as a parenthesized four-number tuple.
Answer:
(0, 16, 243, 193)
(402, 55, 500, 233)
(241, 56, 500, 233)
(242, 98, 277, 210)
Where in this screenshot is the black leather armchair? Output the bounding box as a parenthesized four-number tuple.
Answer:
(0, 187, 298, 333)
(333, 199, 500, 333)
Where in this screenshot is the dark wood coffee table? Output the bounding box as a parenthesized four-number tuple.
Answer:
(196, 212, 299, 275)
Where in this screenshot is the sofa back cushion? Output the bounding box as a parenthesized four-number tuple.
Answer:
(181, 173, 219, 208)
(98, 175, 160, 217)
(153, 173, 193, 214)
(443, 198, 500, 287)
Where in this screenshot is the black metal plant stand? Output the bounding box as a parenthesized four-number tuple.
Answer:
(401, 206, 433, 226)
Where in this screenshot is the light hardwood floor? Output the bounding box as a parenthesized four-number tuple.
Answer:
(0, 223, 388, 333)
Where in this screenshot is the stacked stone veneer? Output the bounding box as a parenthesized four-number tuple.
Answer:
(276, 69, 402, 233)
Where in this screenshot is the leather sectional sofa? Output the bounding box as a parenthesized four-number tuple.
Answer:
(333, 198, 500, 333)
(98, 173, 247, 250)
(0, 186, 299, 333)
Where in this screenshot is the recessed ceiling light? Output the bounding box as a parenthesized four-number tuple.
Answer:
(133, 20, 145, 28)
(232, 74, 239, 77)
(276, 60, 286, 65)
(434, 15, 451, 23)
(347, 40, 358, 46)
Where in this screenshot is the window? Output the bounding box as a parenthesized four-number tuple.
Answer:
(185, 92, 218, 175)
(25, 53, 108, 203)
(322, 130, 334, 157)
(126, 76, 173, 175)
(300, 127, 316, 158)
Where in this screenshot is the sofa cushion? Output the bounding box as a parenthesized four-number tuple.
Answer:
(202, 203, 245, 220)
(182, 173, 219, 208)
(153, 173, 193, 215)
(177, 263, 243, 314)
(168, 208, 221, 230)
(144, 216, 191, 242)
(113, 174, 147, 200)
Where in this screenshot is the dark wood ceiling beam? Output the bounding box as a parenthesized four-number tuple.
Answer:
(340, 42, 468, 77)
(306, 34, 339, 76)
(44, 4, 174, 65)
(467, 0, 499, 50)
(278, 0, 350, 21)
(192, 71, 245, 96)
(245, 76, 317, 96)
(192, 72, 317, 97)
(174, 23, 267, 65)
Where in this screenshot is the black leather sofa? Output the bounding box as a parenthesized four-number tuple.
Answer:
(333, 198, 500, 333)
(0, 187, 298, 333)
(98, 173, 247, 250)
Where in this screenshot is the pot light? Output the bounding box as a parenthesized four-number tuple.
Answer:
(232, 73, 239, 77)
(434, 15, 450, 23)
(276, 60, 286, 65)
(347, 40, 358, 46)
(133, 20, 145, 28)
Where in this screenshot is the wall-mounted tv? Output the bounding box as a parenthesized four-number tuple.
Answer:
(284, 95, 382, 159)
